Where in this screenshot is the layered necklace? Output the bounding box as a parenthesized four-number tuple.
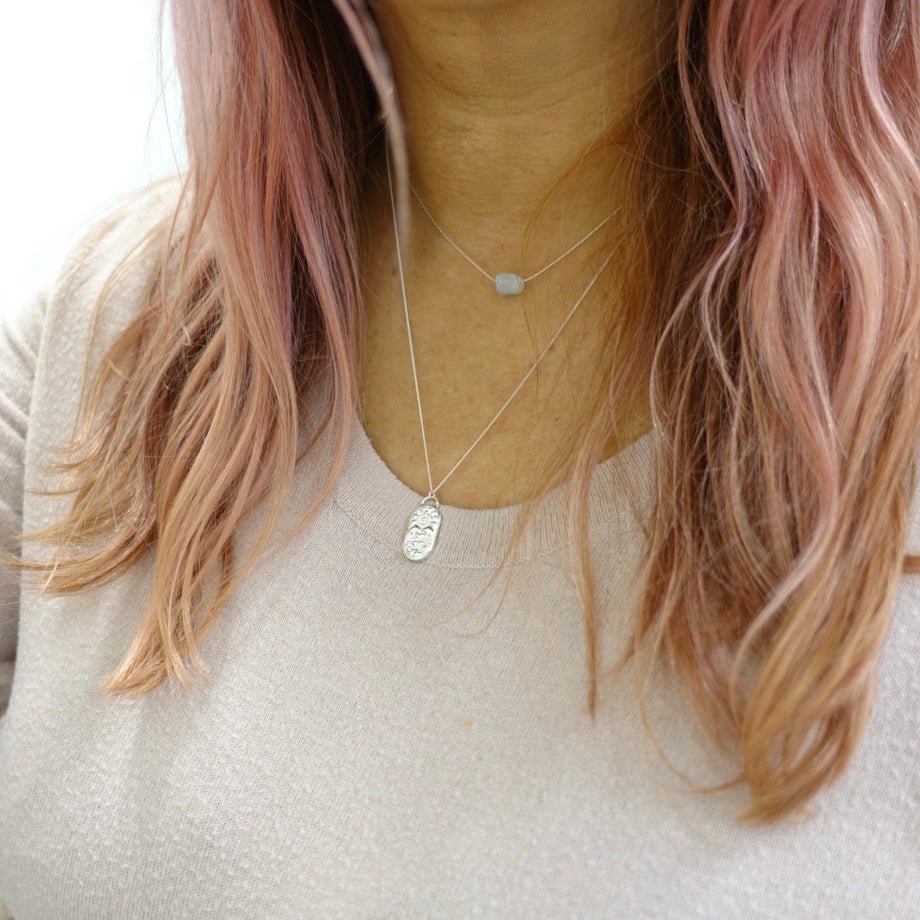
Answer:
(384, 144, 614, 561)
(409, 180, 612, 296)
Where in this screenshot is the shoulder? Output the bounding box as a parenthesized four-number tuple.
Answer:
(54, 174, 185, 282)
(24, 176, 187, 449)
(41, 175, 187, 349)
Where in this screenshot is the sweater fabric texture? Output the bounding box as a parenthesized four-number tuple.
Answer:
(0, 180, 918, 919)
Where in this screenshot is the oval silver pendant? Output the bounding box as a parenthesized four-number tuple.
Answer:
(403, 501, 442, 561)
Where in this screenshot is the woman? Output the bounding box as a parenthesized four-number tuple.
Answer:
(1, 0, 918, 916)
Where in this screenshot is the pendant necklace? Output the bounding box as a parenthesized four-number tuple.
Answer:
(384, 144, 615, 562)
(408, 180, 613, 297)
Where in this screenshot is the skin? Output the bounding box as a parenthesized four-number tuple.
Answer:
(357, 0, 668, 508)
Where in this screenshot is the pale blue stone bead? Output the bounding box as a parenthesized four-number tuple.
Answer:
(495, 272, 525, 295)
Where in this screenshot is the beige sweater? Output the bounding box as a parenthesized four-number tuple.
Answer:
(1, 180, 918, 919)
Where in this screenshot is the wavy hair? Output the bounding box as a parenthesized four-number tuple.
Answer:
(10, 0, 920, 826)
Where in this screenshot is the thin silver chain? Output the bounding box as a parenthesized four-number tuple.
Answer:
(408, 180, 613, 286)
(385, 143, 613, 501)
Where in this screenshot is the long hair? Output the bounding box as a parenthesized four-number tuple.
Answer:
(10, 0, 920, 826)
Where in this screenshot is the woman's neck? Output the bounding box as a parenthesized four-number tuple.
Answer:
(367, 0, 668, 267)
(355, 0, 664, 507)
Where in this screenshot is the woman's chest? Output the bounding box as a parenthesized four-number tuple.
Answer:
(1, 510, 918, 918)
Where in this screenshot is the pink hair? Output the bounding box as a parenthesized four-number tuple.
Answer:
(10, 0, 920, 826)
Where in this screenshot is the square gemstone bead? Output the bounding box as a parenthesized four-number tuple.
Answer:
(495, 272, 525, 295)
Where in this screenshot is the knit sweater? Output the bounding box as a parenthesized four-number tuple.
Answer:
(0, 179, 918, 920)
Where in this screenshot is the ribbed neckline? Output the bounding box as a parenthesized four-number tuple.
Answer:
(328, 397, 658, 569)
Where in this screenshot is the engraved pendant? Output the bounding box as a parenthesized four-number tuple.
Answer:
(403, 497, 442, 561)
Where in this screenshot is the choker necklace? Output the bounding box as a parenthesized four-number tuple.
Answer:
(409, 180, 613, 297)
(385, 144, 614, 562)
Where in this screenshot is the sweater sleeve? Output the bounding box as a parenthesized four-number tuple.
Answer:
(0, 287, 47, 724)
(0, 176, 183, 730)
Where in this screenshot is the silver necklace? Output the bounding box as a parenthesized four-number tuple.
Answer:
(385, 145, 613, 562)
(409, 180, 613, 296)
